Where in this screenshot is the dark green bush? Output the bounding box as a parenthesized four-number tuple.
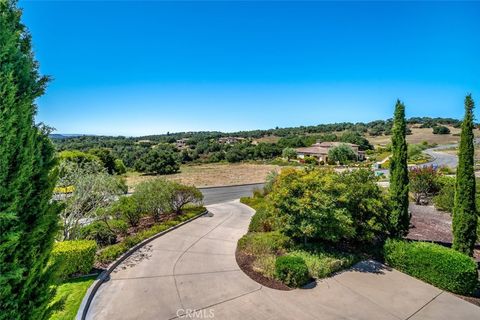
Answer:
(432, 125, 451, 135)
(274, 255, 310, 287)
(384, 239, 478, 295)
(79, 222, 117, 247)
(51, 240, 97, 279)
(237, 231, 291, 255)
(109, 219, 129, 236)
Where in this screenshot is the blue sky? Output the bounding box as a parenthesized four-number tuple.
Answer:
(21, 1, 480, 136)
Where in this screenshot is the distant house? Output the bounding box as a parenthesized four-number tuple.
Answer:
(218, 136, 245, 144)
(175, 138, 189, 149)
(295, 141, 365, 163)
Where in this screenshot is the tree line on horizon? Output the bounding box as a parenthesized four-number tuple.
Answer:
(49, 115, 461, 173)
(51, 115, 462, 142)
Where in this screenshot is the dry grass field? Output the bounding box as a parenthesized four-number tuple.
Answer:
(255, 135, 280, 143)
(367, 126, 463, 146)
(441, 146, 480, 160)
(125, 163, 282, 190)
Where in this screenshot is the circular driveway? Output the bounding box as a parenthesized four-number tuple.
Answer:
(86, 201, 480, 320)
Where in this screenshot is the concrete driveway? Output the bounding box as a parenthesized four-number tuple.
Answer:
(86, 201, 480, 320)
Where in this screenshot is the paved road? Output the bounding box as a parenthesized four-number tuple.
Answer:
(421, 144, 458, 169)
(375, 144, 459, 177)
(86, 201, 480, 320)
(199, 183, 264, 205)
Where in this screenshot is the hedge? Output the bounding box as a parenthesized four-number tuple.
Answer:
(384, 239, 478, 295)
(51, 240, 97, 279)
(274, 255, 310, 287)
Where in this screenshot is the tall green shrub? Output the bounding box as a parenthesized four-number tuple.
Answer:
(453, 95, 478, 256)
(0, 1, 61, 318)
(389, 100, 410, 236)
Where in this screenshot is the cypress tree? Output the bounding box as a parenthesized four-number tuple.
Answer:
(389, 100, 410, 237)
(0, 1, 60, 319)
(452, 95, 477, 256)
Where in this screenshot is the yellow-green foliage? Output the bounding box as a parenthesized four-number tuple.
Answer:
(49, 276, 95, 320)
(286, 250, 356, 279)
(237, 231, 291, 256)
(269, 168, 389, 243)
(51, 241, 97, 279)
(252, 254, 277, 279)
(240, 196, 266, 211)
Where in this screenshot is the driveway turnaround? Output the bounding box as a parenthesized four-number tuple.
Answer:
(86, 201, 480, 320)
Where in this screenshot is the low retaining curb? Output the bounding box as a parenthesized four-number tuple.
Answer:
(198, 182, 265, 190)
(76, 209, 209, 320)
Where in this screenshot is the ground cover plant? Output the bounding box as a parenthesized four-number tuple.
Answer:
(48, 276, 96, 320)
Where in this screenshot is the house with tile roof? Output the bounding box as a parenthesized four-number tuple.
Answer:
(295, 141, 365, 163)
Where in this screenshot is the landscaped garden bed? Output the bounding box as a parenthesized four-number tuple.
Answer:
(95, 206, 205, 267)
(238, 167, 479, 304)
(237, 168, 384, 289)
(47, 178, 206, 319)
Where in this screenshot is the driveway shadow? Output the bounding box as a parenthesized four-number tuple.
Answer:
(349, 259, 392, 275)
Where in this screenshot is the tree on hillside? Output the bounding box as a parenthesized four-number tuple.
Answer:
(452, 95, 478, 256)
(339, 131, 373, 150)
(328, 144, 357, 165)
(282, 147, 297, 161)
(389, 100, 410, 237)
(89, 148, 116, 174)
(135, 148, 180, 175)
(0, 1, 61, 318)
(432, 125, 451, 135)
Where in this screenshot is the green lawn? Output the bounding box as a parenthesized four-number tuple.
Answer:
(49, 276, 96, 320)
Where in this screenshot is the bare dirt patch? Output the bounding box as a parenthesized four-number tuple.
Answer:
(125, 163, 281, 190)
(407, 204, 480, 261)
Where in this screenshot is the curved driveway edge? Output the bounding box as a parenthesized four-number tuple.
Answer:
(76, 210, 208, 320)
(86, 200, 480, 320)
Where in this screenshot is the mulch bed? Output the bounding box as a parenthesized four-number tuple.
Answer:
(235, 250, 291, 291)
(407, 204, 480, 261)
(116, 213, 178, 242)
(407, 203, 480, 307)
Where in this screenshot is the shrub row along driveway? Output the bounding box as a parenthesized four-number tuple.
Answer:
(86, 201, 480, 320)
